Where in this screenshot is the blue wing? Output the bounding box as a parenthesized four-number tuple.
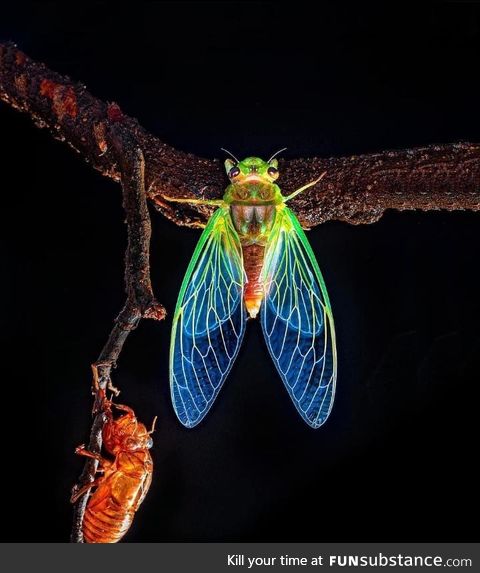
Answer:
(261, 206, 337, 428)
(170, 208, 247, 427)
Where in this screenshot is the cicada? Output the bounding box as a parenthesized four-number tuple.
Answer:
(169, 154, 337, 429)
(72, 400, 155, 543)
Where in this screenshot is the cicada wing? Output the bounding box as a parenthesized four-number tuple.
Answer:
(261, 206, 337, 428)
(170, 208, 247, 427)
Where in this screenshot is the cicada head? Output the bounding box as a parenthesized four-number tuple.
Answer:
(102, 403, 154, 455)
(223, 156, 283, 205)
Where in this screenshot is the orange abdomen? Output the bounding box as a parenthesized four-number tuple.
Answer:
(83, 450, 153, 543)
(243, 244, 265, 318)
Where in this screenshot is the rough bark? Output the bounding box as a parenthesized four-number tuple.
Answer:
(1, 41, 479, 230)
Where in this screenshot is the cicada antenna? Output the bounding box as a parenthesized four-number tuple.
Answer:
(149, 416, 158, 434)
(220, 148, 240, 163)
(267, 147, 288, 163)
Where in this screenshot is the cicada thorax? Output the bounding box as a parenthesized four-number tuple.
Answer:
(228, 181, 279, 319)
(102, 404, 153, 455)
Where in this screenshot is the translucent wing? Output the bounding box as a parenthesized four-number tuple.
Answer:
(170, 208, 247, 427)
(261, 206, 337, 428)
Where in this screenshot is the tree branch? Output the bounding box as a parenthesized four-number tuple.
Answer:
(70, 146, 165, 543)
(1, 42, 479, 229)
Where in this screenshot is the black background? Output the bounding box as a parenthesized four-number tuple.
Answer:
(0, 3, 478, 542)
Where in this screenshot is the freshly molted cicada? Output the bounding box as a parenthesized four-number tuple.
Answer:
(169, 154, 337, 428)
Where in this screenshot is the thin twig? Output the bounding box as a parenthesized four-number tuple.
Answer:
(1, 41, 480, 230)
(70, 146, 165, 543)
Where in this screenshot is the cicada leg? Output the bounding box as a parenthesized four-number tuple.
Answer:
(74, 444, 106, 463)
(107, 380, 120, 397)
(110, 403, 157, 433)
(90, 363, 120, 414)
(93, 361, 120, 396)
(283, 171, 327, 202)
(91, 362, 117, 396)
(70, 477, 104, 504)
(161, 195, 224, 206)
(110, 402, 135, 417)
(72, 445, 113, 503)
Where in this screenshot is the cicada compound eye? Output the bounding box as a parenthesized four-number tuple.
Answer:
(229, 166, 241, 179)
(267, 166, 279, 180)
